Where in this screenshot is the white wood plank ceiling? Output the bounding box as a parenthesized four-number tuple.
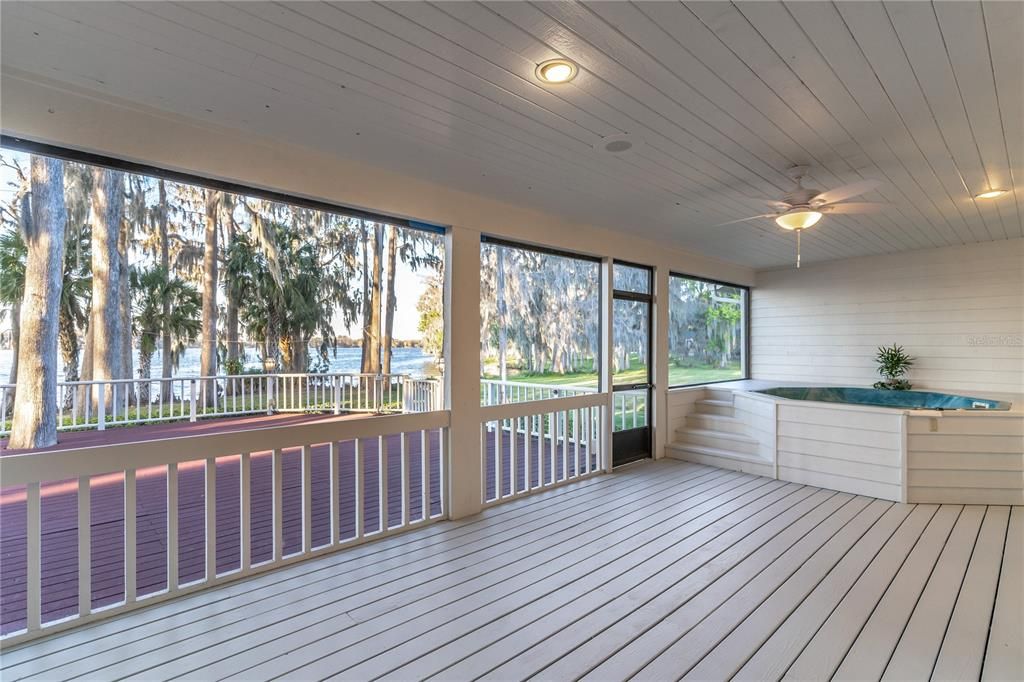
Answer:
(1, 1, 1021, 268)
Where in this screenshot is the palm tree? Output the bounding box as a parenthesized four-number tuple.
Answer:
(57, 228, 91, 409)
(131, 265, 201, 403)
(0, 227, 26, 407)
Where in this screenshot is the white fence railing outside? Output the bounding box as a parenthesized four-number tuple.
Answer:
(0, 410, 449, 645)
(0, 374, 445, 436)
(480, 392, 607, 507)
(481, 379, 646, 431)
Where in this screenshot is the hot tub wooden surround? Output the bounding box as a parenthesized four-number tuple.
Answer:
(668, 382, 1023, 505)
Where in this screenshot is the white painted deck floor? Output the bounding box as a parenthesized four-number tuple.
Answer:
(1, 459, 1020, 681)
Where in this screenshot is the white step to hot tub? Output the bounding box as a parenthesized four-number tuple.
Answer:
(695, 399, 735, 417)
(685, 413, 747, 435)
(665, 442, 774, 477)
(704, 387, 736, 402)
(674, 427, 760, 456)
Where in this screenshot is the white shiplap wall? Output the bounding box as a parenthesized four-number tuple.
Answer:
(751, 239, 1024, 394)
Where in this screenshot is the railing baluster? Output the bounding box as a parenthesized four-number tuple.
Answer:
(329, 442, 340, 545)
(78, 476, 91, 616)
(438, 428, 447, 518)
(422, 429, 431, 519)
(510, 416, 518, 495)
(524, 416, 532, 491)
(302, 445, 312, 553)
(574, 408, 581, 478)
(26, 481, 41, 631)
(378, 436, 388, 532)
(272, 448, 283, 561)
(480, 423, 487, 502)
(240, 452, 251, 571)
(561, 411, 569, 482)
(125, 468, 137, 602)
(549, 412, 556, 485)
(400, 433, 410, 527)
(167, 462, 179, 591)
(495, 418, 503, 499)
(355, 439, 365, 538)
(205, 457, 216, 581)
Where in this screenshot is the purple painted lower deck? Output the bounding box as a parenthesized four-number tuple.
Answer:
(0, 414, 594, 634)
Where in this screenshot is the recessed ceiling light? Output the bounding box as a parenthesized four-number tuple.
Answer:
(775, 209, 822, 231)
(536, 59, 578, 84)
(975, 189, 1008, 199)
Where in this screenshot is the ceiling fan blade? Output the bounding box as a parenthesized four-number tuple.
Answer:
(822, 202, 890, 214)
(715, 213, 776, 226)
(813, 179, 881, 205)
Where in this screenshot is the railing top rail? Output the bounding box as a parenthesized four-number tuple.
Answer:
(480, 378, 599, 392)
(479, 392, 607, 421)
(0, 409, 450, 486)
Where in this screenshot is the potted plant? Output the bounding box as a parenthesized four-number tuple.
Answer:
(873, 344, 914, 390)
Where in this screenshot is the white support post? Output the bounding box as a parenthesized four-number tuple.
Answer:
(189, 380, 197, 423)
(600, 257, 614, 472)
(653, 264, 670, 460)
(444, 226, 483, 519)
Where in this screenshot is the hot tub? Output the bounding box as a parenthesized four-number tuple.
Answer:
(669, 383, 1023, 506)
(755, 386, 1011, 411)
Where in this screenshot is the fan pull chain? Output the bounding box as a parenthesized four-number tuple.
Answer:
(796, 229, 801, 269)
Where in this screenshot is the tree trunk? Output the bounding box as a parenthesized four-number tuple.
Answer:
(361, 224, 383, 374)
(496, 247, 508, 388)
(58, 310, 79, 410)
(118, 210, 134, 403)
(10, 156, 66, 449)
(138, 347, 153, 405)
(76, 317, 93, 419)
(88, 167, 124, 417)
(200, 190, 220, 406)
(360, 222, 370, 372)
(158, 179, 173, 400)
(5, 300, 20, 414)
(382, 226, 398, 375)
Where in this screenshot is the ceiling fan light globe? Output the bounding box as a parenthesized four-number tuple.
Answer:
(775, 210, 822, 230)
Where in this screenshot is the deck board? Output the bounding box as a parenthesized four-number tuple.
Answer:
(0, 459, 1020, 681)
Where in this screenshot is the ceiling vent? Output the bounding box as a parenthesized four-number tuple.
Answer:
(595, 133, 640, 155)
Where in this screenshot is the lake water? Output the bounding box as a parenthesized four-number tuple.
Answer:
(0, 345, 438, 383)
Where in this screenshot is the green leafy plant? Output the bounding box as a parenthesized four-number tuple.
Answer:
(873, 344, 914, 390)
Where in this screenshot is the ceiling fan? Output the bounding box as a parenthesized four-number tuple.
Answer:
(720, 166, 887, 267)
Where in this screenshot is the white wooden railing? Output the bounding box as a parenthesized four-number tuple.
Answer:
(0, 410, 449, 645)
(480, 392, 607, 507)
(0, 374, 444, 436)
(480, 379, 646, 431)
